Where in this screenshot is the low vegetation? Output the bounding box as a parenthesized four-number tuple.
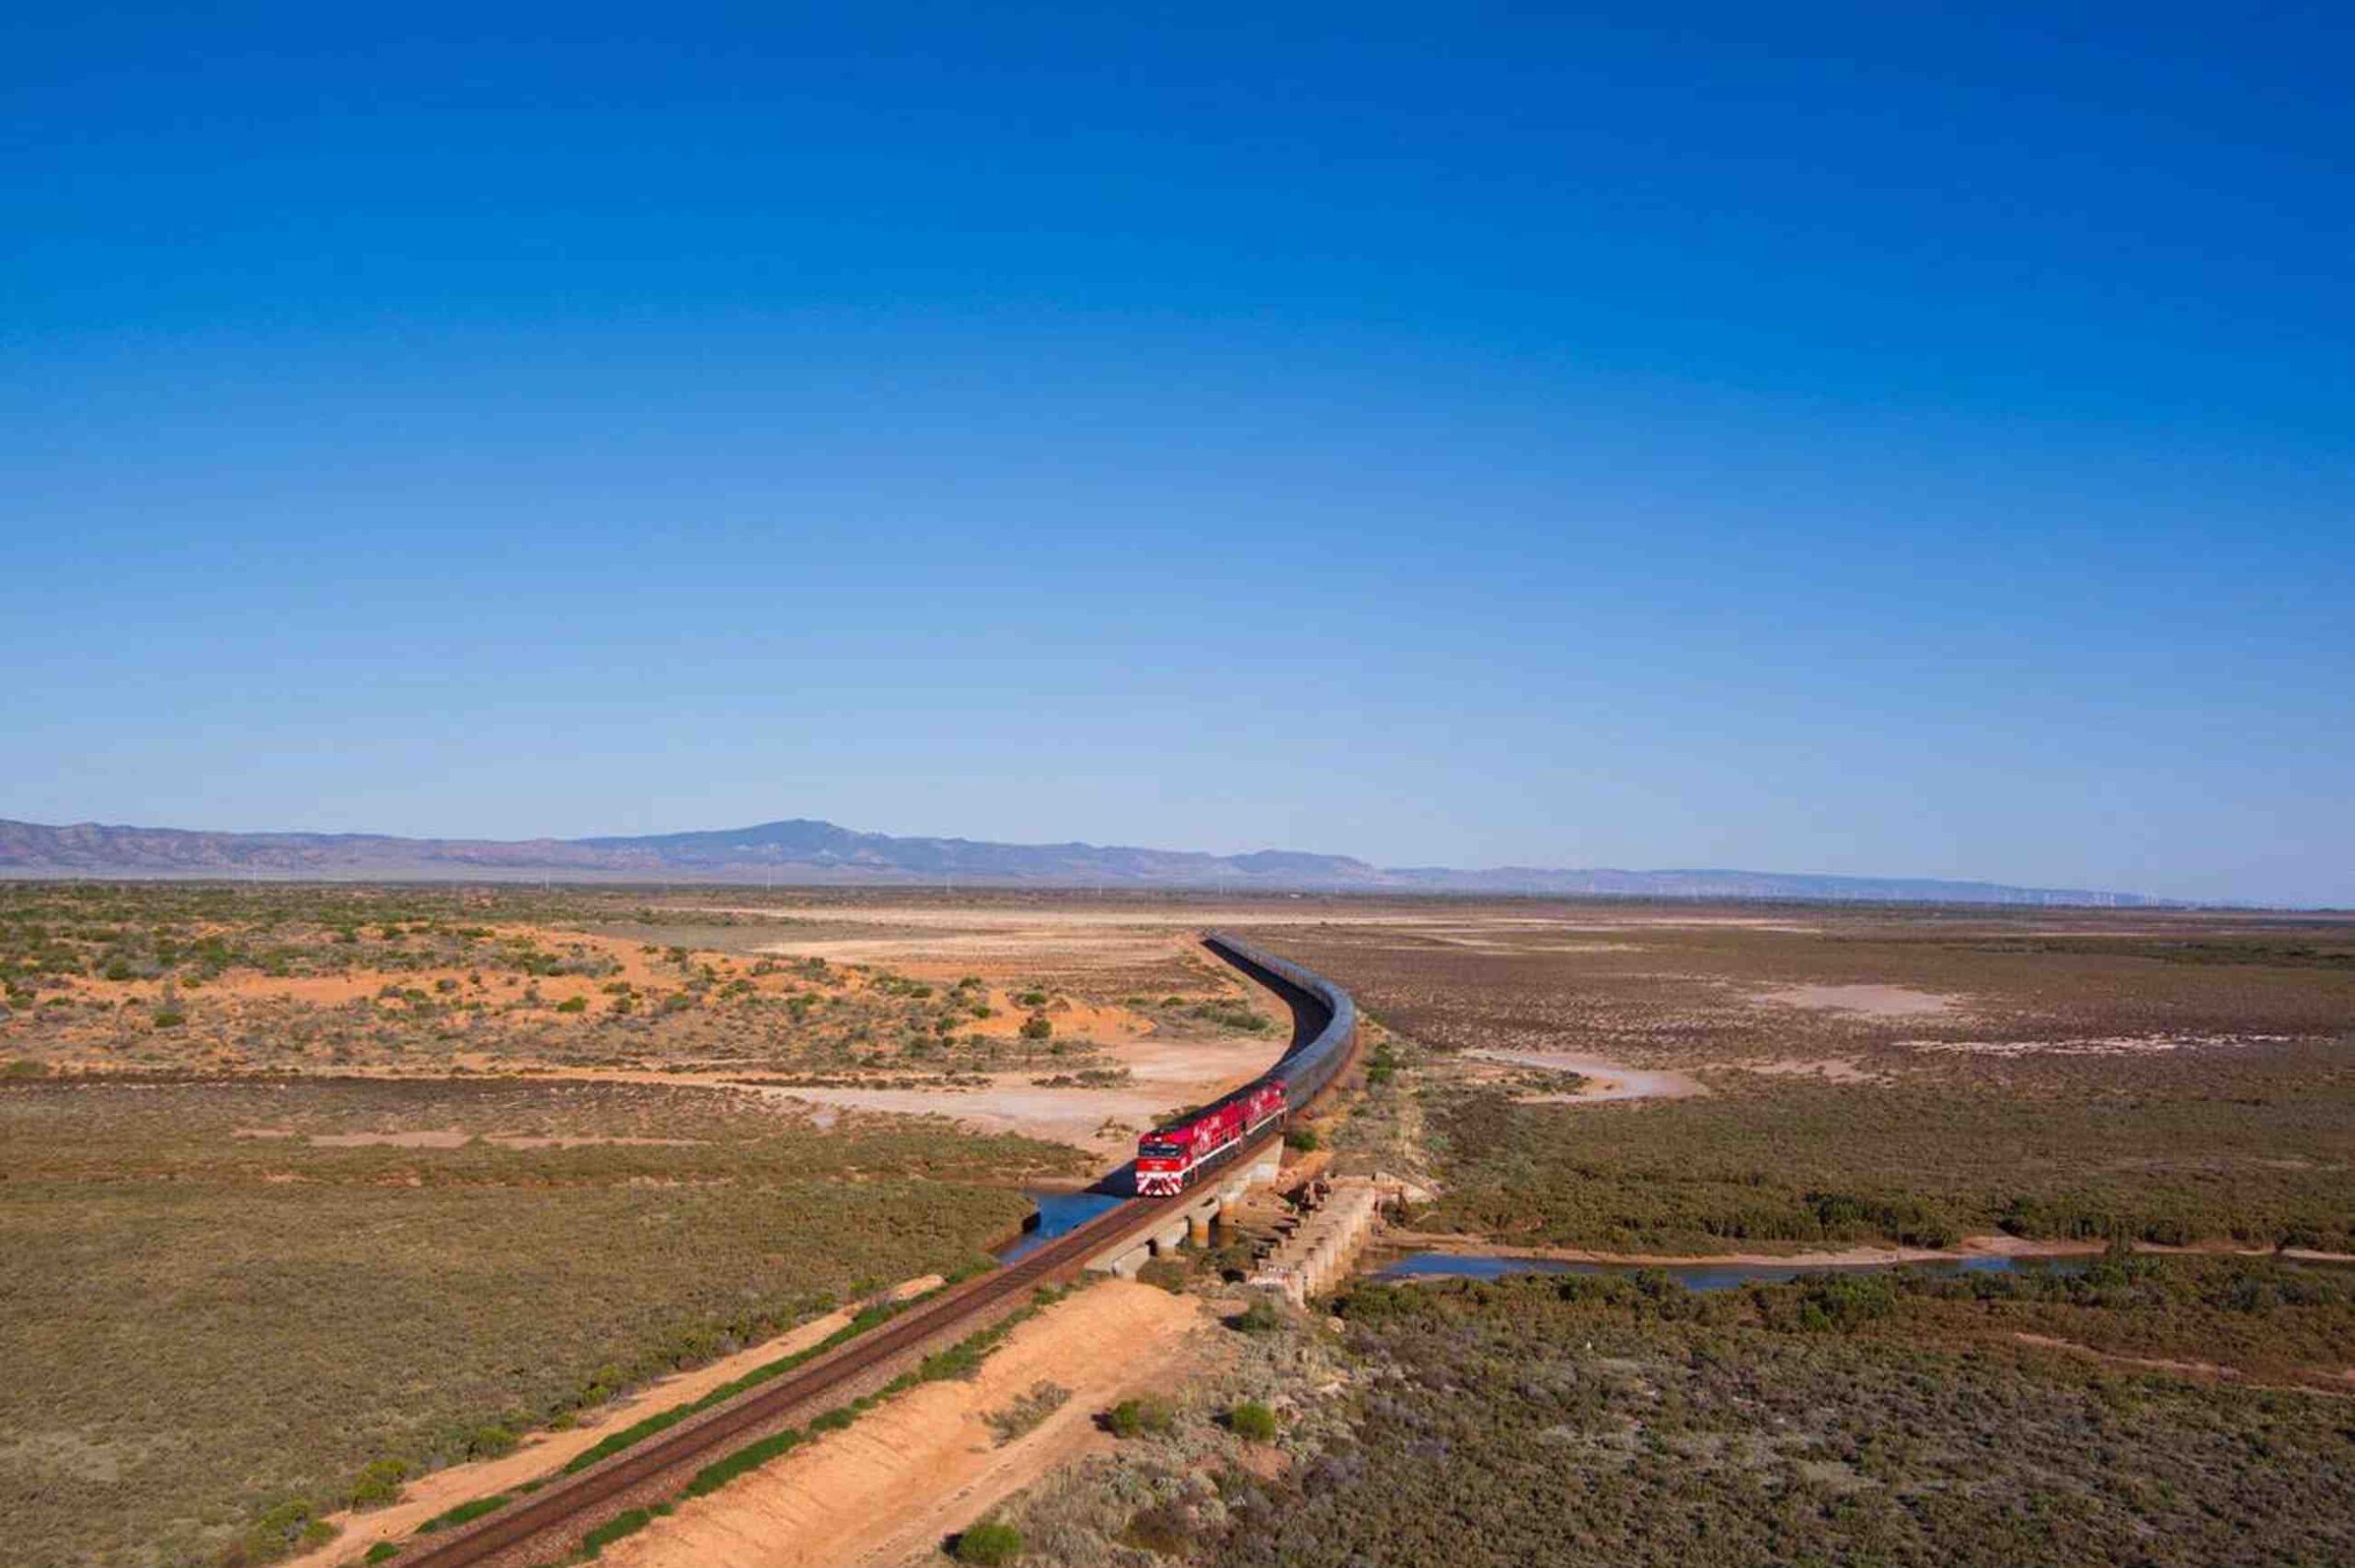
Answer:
(0, 1076, 1075, 1568)
(1423, 1048, 2355, 1251)
(1008, 1258, 2354, 1568)
(1246, 911, 2355, 1253)
(985, 1381, 1073, 1446)
(1225, 1401, 1278, 1442)
(0, 884, 1154, 1081)
(953, 1520, 1026, 1566)
(1192, 1263, 2355, 1568)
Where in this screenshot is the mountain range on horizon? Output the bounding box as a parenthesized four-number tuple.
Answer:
(0, 815, 2179, 907)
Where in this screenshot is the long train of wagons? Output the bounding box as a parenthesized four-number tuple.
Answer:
(1132, 932, 1360, 1196)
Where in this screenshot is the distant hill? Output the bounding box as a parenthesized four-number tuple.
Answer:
(0, 815, 2165, 905)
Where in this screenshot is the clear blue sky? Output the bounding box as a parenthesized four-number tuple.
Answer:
(6, 4, 2350, 904)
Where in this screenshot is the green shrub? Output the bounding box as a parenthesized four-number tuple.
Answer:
(240, 1498, 332, 1562)
(955, 1519, 1024, 1564)
(1231, 1298, 1285, 1334)
(152, 1009, 187, 1028)
(684, 1427, 803, 1497)
(1019, 1014, 1053, 1041)
(365, 1544, 400, 1563)
(1228, 1400, 1278, 1441)
(417, 1494, 509, 1532)
(1106, 1395, 1177, 1438)
(1135, 1256, 1191, 1293)
(465, 1425, 518, 1459)
(1284, 1126, 1321, 1152)
(1782, 1272, 1900, 1333)
(348, 1456, 408, 1507)
(581, 1505, 660, 1555)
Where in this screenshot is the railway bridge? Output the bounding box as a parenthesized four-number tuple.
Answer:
(1085, 1143, 1284, 1277)
(394, 931, 1358, 1568)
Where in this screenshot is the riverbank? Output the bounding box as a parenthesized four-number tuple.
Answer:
(1379, 1230, 2355, 1270)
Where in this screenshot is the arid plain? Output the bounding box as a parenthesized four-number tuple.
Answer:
(4, 885, 2350, 1568)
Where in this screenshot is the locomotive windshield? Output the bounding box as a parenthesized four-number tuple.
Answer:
(1139, 1139, 1187, 1159)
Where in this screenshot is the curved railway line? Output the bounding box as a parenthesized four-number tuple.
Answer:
(396, 930, 1358, 1568)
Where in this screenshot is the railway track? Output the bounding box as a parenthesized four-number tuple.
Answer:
(394, 933, 1350, 1568)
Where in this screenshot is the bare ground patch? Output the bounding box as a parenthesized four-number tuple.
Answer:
(599, 1279, 1217, 1568)
(1463, 1048, 1706, 1102)
(1755, 982, 1966, 1018)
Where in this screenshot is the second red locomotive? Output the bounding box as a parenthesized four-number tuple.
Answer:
(1134, 1082, 1284, 1196)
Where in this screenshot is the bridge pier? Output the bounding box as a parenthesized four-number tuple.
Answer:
(1088, 1166, 1273, 1276)
(1245, 1177, 1401, 1307)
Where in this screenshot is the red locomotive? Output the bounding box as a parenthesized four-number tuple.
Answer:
(1134, 1081, 1285, 1196)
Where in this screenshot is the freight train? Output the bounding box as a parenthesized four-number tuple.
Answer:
(1132, 933, 1359, 1196)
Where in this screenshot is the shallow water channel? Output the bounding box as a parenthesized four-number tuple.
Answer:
(1378, 1252, 2097, 1290)
(996, 1188, 1126, 1263)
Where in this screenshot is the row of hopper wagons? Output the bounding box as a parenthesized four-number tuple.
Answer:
(1132, 931, 1361, 1196)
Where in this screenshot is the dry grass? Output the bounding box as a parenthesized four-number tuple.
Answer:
(1192, 1264, 2355, 1568)
(0, 884, 1208, 1080)
(0, 1076, 1080, 1568)
(1237, 909, 2355, 1252)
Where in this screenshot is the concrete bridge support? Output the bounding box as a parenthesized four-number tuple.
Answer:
(1086, 1164, 1271, 1277)
(1245, 1177, 1399, 1307)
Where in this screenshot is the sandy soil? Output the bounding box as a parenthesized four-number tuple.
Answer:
(224, 1030, 1270, 1160)
(602, 1280, 1216, 1568)
(305, 1128, 475, 1149)
(1756, 983, 1963, 1018)
(1463, 1048, 1706, 1102)
(1901, 1033, 2300, 1056)
(742, 1023, 1279, 1160)
(233, 1128, 702, 1149)
(1701, 1057, 1884, 1083)
(283, 1276, 946, 1568)
(659, 902, 1833, 969)
(64, 925, 684, 1013)
(725, 907, 1318, 972)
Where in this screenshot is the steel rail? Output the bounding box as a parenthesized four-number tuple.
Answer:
(391, 932, 1352, 1568)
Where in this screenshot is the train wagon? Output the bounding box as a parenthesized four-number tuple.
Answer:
(1132, 932, 1359, 1195)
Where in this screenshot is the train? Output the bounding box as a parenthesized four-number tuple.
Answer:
(1132, 932, 1360, 1196)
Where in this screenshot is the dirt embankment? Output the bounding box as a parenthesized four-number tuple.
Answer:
(282, 1277, 945, 1568)
(601, 1279, 1216, 1568)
